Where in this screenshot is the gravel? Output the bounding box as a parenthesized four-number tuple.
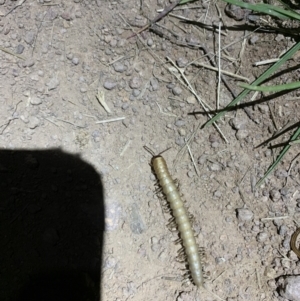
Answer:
(279, 276, 300, 301)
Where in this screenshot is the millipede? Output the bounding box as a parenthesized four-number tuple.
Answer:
(144, 146, 204, 287)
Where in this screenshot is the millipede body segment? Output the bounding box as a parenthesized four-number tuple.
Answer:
(152, 155, 204, 287)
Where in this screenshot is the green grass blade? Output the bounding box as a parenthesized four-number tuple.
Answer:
(290, 139, 300, 145)
(204, 41, 300, 128)
(255, 125, 300, 187)
(223, 0, 300, 20)
(239, 81, 300, 92)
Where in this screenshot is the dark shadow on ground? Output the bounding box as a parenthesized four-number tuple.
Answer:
(0, 149, 105, 301)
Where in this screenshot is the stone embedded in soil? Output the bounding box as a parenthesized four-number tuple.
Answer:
(128, 76, 142, 89)
(172, 86, 182, 96)
(186, 95, 196, 104)
(236, 129, 249, 140)
(147, 38, 153, 46)
(72, 57, 79, 65)
(104, 78, 118, 90)
(24, 31, 36, 45)
(258, 104, 269, 114)
(15, 44, 25, 54)
(209, 163, 222, 171)
(176, 57, 188, 68)
(175, 119, 185, 127)
(131, 89, 140, 97)
(175, 136, 184, 146)
(30, 96, 42, 105)
(150, 78, 159, 91)
(47, 77, 60, 90)
(22, 59, 35, 68)
(270, 189, 281, 202)
(275, 169, 288, 179)
(257, 232, 268, 242)
(236, 208, 253, 221)
(225, 4, 251, 21)
(113, 62, 126, 73)
(249, 35, 259, 45)
(28, 116, 40, 129)
(61, 8, 74, 21)
(279, 276, 300, 301)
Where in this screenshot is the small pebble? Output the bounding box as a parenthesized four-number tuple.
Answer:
(249, 35, 259, 45)
(214, 190, 222, 198)
(15, 44, 25, 54)
(279, 276, 300, 301)
(113, 62, 126, 73)
(280, 187, 290, 196)
(270, 189, 281, 202)
(122, 103, 129, 110)
(186, 95, 196, 104)
(176, 57, 188, 68)
(209, 163, 222, 171)
(175, 136, 184, 146)
(215, 257, 226, 264)
(104, 79, 118, 90)
(198, 154, 207, 165)
(225, 4, 250, 21)
(61, 9, 74, 21)
(150, 78, 159, 91)
(30, 96, 42, 105)
(274, 169, 288, 179)
(187, 170, 195, 178)
(258, 104, 269, 114)
(175, 119, 185, 127)
(178, 128, 185, 136)
(72, 57, 79, 65)
(282, 236, 290, 249)
(22, 59, 35, 68)
(257, 232, 268, 242)
(129, 76, 142, 89)
(279, 225, 288, 236)
(147, 38, 153, 46)
(236, 129, 249, 140)
(131, 89, 140, 97)
(275, 34, 285, 42)
(24, 31, 35, 45)
(28, 116, 40, 129)
(66, 52, 73, 60)
(172, 86, 182, 96)
(236, 208, 253, 222)
(47, 77, 60, 90)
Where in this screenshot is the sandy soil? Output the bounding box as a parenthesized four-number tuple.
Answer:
(1, 0, 300, 301)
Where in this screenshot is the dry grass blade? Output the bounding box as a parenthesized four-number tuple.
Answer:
(96, 89, 112, 114)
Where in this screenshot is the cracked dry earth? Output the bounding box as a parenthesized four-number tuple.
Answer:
(1, 0, 300, 301)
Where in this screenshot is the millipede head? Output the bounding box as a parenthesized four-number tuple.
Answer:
(143, 145, 171, 159)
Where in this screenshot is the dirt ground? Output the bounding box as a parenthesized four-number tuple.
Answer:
(1, 0, 300, 300)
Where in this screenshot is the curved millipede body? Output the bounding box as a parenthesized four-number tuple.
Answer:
(151, 154, 204, 287)
(291, 228, 300, 258)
